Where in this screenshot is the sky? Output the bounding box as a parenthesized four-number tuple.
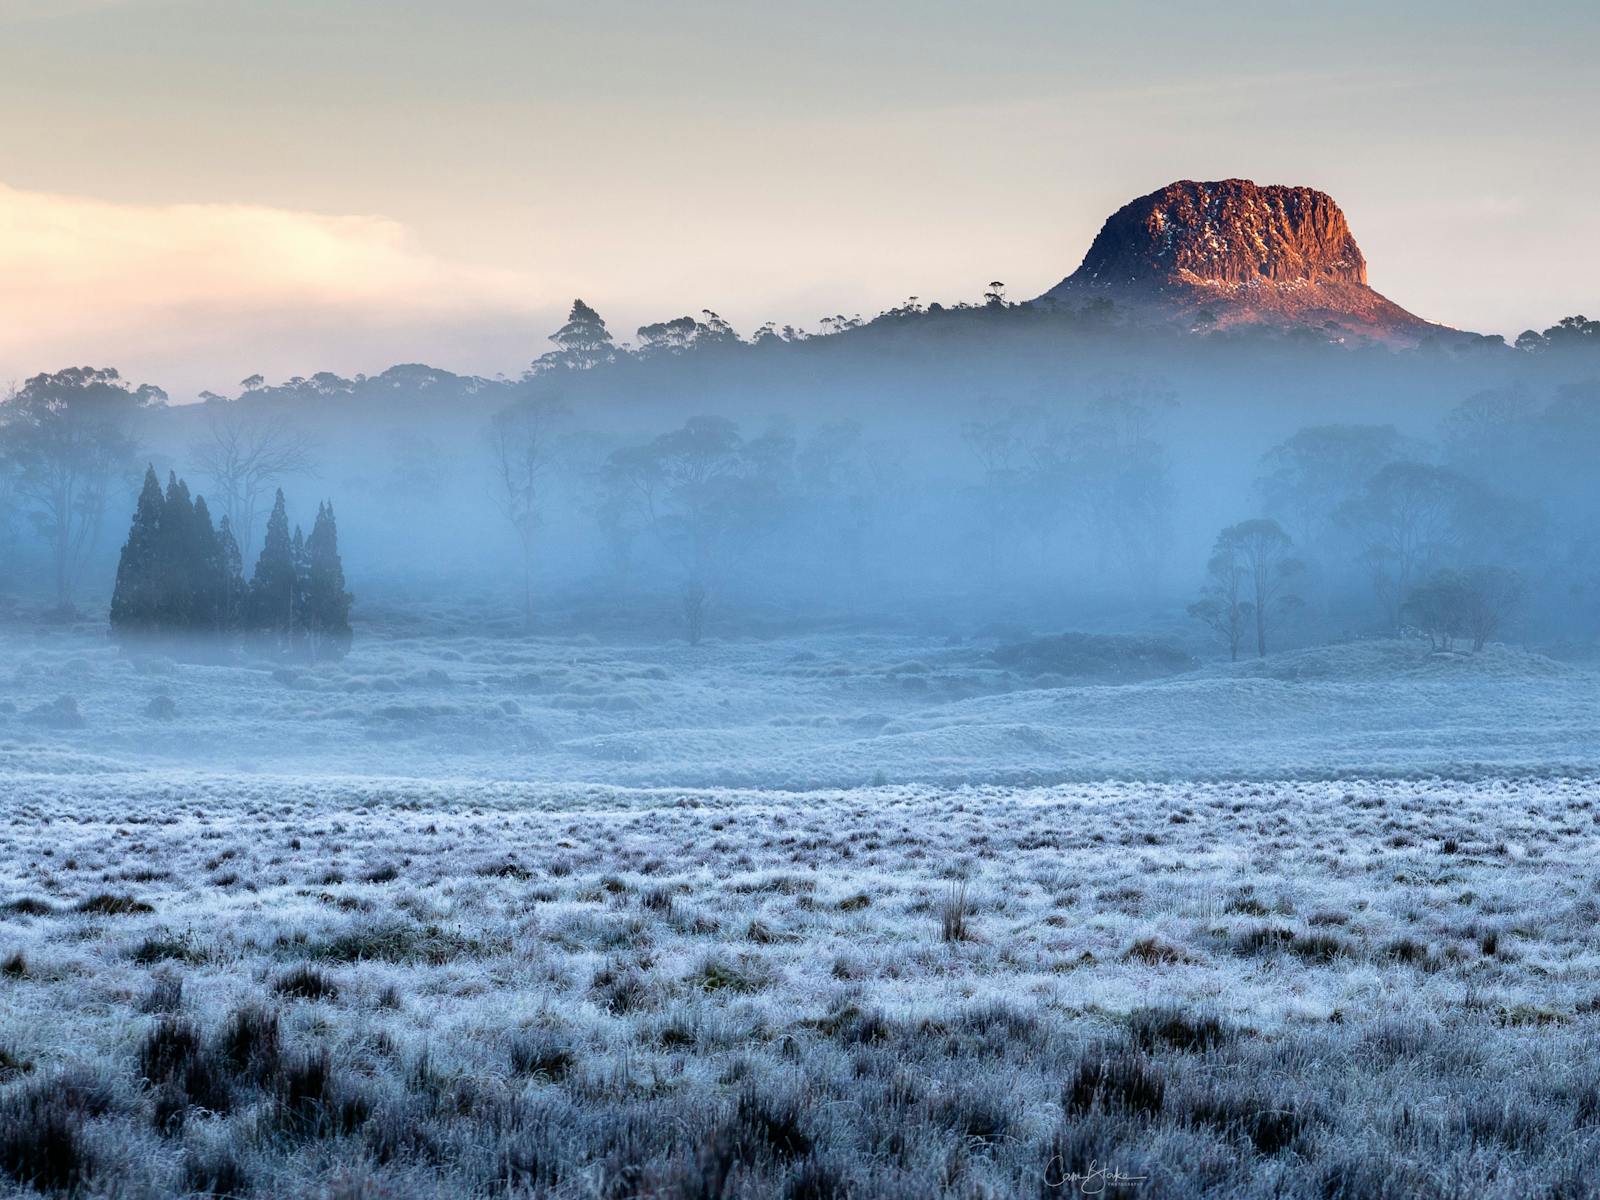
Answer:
(0, 0, 1595, 398)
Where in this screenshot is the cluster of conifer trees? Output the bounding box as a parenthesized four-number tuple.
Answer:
(110, 467, 352, 659)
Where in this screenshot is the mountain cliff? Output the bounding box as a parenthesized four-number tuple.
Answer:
(1037, 179, 1451, 344)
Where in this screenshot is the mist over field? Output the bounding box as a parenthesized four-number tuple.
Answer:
(1, 290, 1599, 1199)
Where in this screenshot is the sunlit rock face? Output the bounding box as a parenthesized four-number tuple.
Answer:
(1039, 178, 1451, 344)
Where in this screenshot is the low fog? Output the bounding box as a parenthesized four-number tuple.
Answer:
(2, 302, 1596, 658)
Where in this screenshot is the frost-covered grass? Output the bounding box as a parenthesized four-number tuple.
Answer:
(4, 774, 1600, 1197)
(2, 627, 1599, 1196)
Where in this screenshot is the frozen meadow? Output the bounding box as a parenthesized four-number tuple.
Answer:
(3, 620, 1600, 1198)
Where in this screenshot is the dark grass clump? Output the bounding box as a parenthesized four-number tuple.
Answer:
(1465, 1097, 1550, 1153)
(784, 1154, 852, 1200)
(1174, 1083, 1314, 1154)
(591, 960, 652, 1014)
(183, 1142, 250, 1199)
(508, 1029, 577, 1080)
(0, 1047, 34, 1083)
(1, 951, 25, 979)
(0, 1082, 94, 1195)
(805, 1003, 892, 1046)
(218, 1006, 281, 1085)
(75, 894, 154, 916)
(1123, 936, 1191, 964)
(137, 973, 184, 1015)
(128, 934, 207, 966)
(1127, 1005, 1233, 1054)
(939, 882, 971, 943)
(734, 1085, 814, 1161)
(273, 965, 339, 1002)
(928, 1084, 1017, 1143)
(1228, 925, 1296, 956)
(1317, 1150, 1433, 1200)
(137, 1016, 232, 1122)
(2, 898, 55, 918)
(277, 1048, 370, 1137)
(1287, 931, 1352, 963)
(1064, 1047, 1165, 1117)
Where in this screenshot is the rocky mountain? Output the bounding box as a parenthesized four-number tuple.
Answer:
(1037, 179, 1453, 344)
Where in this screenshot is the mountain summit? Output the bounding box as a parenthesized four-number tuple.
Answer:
(1037, 179, 1449, 343)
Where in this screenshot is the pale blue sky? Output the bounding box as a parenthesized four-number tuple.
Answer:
(0, 0, 1594, 392)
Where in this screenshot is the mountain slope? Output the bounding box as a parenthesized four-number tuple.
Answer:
(1038, 179, 1456, 345)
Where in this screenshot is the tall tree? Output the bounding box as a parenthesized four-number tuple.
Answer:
(216, 516, 245, 636)
(1188, 533, 1251, 662)
(1225, 518, 1303, 658)
(1336, 462, 1471, 628)
(189, 494, 226, 636)
(109, 466, 165, 639)
(488, 394, 567, 626)
(302, 502, 353, 660)
(1256, 424, 1417, 551)
(248, 489, 299, 652)
(0, 367, 164, 608)
(155, 473, 197, 633)
(538, 299, 615, 371)
(608, 416, 775, 643)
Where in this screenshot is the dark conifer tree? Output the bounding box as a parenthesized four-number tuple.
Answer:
(217, 516, 245, 635)
(190, 494, 226, 636)
(248, 489, 298, 652)
(155, 472, 197, 632)
(303, 501, 353, 660)
(109, 466, 164, 639)
(290, 524, 309, 651)
(110, 479, 351, 657)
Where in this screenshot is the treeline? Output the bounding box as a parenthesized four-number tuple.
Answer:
(110, 468, 351, 659)
(1182, 394, 1600, 657)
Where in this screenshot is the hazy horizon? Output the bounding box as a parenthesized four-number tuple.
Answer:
(1, 0, 1596, 397)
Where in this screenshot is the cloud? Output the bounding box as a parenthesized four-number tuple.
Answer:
(0, 182, 554, 394)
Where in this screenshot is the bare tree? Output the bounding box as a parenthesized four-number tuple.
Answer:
(1188, 536, 1250, 662)
(1227, 518, 1303, 658)
(607, 416, 772, 644)
(1460, 565, 1524, 651)
(488, 394, 568, 626)
(191, 407, 316, 562)
(1336, 462, 1468, 629)
(1, 368, 162, 608)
